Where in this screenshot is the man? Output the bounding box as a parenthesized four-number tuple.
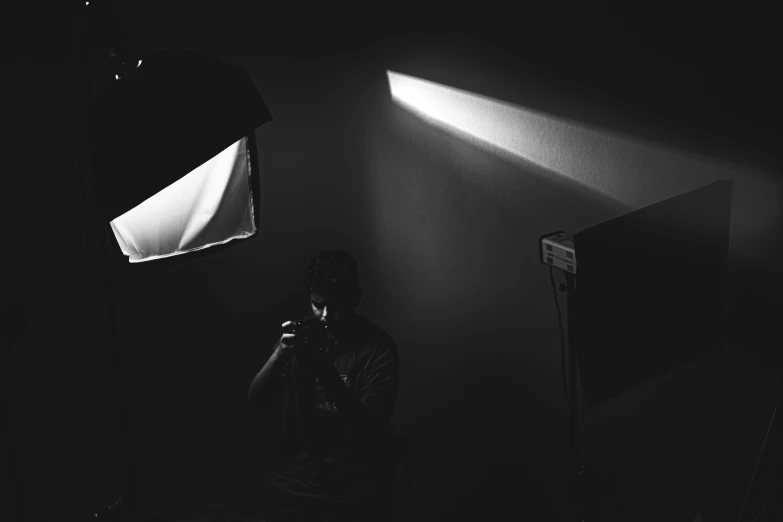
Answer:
(248, 250, 401, 522)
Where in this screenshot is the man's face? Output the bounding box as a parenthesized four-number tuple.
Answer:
(310, 289, 359, 332)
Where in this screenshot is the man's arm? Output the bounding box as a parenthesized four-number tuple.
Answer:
(247, 340, 291, 412)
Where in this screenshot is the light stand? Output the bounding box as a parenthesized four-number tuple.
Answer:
(82, 3, 140, 518)
(83, 2, 272, 518)
(92, 224, 137, 521)
(560, 272, 585, 521)
(557, 272, 592, 522)
(539, 231, 588, 521)
(542, 181, 734, 522)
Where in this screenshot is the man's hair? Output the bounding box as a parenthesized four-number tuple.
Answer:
(302, 249, 360, 296)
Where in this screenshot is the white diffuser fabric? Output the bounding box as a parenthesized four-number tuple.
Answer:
(109, 136, 256, 263)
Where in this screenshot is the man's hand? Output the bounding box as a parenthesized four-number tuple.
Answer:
(275, 321, 335, 366)
(274, 321, 316, 359)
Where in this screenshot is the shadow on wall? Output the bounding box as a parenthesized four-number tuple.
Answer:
(387, 326, 576, 520)
(361, 96, 628, 520)
(0, 300, 30, 522)
(724, 254, 783, 366)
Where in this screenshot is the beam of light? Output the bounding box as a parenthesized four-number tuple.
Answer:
(109, 136, 256, 263)
(386, 70, 780, 262)
(387, 70, 612, 199)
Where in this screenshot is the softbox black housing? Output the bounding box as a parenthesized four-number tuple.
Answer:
(88, 49, 272, 263)
(572, 180, 733, 410)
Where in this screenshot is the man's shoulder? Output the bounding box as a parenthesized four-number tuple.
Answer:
(355, 315, 395, 349)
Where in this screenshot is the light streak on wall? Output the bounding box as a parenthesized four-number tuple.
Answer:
(386, 70, 779, 255)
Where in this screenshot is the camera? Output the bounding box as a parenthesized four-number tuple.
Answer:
(283, 316, 333, 345)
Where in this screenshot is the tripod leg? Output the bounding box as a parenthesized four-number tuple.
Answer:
(750, 480, 782, 522)
(738, 408, 777, 522)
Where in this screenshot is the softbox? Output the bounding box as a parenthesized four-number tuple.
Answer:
(88, 48, 272, 263)
(572, 180, 733, 410)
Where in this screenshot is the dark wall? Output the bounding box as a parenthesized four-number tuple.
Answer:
(3, 3, 781, 522)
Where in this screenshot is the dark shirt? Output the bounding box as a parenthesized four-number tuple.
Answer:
(268, 314, 400, 507)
